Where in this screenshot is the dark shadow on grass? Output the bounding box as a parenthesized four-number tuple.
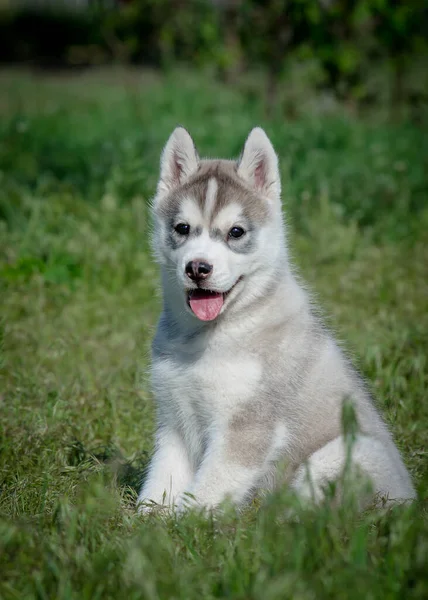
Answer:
(66, 439, 149, 494)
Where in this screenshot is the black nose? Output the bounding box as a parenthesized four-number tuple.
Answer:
(185, 260, 213, 281)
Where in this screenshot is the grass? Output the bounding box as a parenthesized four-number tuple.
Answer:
(0, 67, 427, 599)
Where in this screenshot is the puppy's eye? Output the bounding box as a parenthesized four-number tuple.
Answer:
(175, 223, 190, 236)
(228, 226, 245, 239)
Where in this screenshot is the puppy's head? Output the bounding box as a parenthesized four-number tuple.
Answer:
(152, 127, 285, 322)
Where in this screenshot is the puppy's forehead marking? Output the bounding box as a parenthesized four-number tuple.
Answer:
(212, 202, 244, 230)
(204, 177, 218, 221)
(205, 162, 270, 224)
(158, 179, 208, 221)
(179, 197, 204, 222)
(157, 160, 269, 226)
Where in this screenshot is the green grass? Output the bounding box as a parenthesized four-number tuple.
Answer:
(0, 68, 427, 599)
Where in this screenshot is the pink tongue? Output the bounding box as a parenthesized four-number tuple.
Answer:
(189, 290, 224, 321)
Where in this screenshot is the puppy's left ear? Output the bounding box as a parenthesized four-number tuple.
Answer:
(237, 128, 281, 202)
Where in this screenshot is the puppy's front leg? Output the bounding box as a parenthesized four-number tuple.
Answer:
(180, 428, 268, 511)
(138, 426, 193, 513)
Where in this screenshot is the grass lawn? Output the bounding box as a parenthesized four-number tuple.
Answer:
(0, 68, 427, 599)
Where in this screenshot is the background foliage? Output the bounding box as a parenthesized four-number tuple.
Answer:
(1, 0, 427, 113)
(1, 1, 427, 596)
(0, 67, 427, 598)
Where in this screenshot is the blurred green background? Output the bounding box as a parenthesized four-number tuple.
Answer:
(1, 2, 428, 599)
(1, 0, 427, 118)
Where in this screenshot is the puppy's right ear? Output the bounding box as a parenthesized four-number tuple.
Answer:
(157, 127, 199, 195)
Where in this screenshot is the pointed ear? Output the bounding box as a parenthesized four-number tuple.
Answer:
(157, 127, 199, 195)
(237, 128, 281, 202)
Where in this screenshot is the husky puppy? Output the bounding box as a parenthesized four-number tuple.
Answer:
(138, 127, 415, 512)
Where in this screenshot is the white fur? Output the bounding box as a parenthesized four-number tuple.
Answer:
(291, 435, 414, 504)
(204, 177, 218, 220)
(137, 127, 416, 514)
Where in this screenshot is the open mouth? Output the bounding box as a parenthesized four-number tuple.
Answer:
(186, 278, 241, 322)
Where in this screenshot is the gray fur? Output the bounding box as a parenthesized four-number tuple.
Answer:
(156, 160, 269, 226)
(228, 399, 278, 468)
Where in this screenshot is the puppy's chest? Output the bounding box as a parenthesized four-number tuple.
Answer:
(151, 346, 262, 423)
